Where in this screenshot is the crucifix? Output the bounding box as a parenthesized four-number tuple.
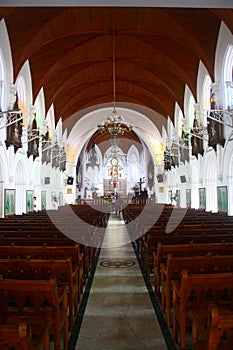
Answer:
(138, 177, 145, 194)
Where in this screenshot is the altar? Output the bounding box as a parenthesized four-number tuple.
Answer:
(103, 178, 127, 196)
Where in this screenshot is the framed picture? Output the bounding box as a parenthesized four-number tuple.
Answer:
(168, 190, 172, 204)
(26, 190, 34, 212)
(199, 188, 206, 209)
(41, 191, 46, 210)
(159, 186, 164, 193)
(186, 189, 191, 207)
(176, 190, 180, 206)
(59, 192, 63, 206)
(217, 186, 228, 212)
(5, 189, 15, 216)
(51, 192, 58, 203)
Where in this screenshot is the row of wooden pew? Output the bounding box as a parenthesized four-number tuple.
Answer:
(0, 204, 110, 349)
(123, 205, 233, 281)
(123, 204, 233, 350)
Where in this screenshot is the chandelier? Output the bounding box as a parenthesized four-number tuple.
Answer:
(97, 25, 132, 138)
(97, 108, 132, 136)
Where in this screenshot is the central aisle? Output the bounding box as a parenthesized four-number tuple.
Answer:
(73, 214, 170, 349)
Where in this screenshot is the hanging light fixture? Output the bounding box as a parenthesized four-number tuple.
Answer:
(97, 22, 133, 140)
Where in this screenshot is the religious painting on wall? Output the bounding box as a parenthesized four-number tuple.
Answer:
(191, 118, 204, 158)
(5, 114, 23, 152)
(86, 143, 99, 171)
(27, 118, 39, 160)
(5, 94, 23, 153)
(42, 141, 52, 164)
(4, 189, 15, 216)
(59, 192, 63, 206)
(176, 190, 180, 206)
(26, 190, 34, 212)
(76, 157, 83, 190)
(59, 147, 66, 172)
(199, 188, 206, 209)
(147, 157, 154, 190)
(217, 186, 228, 212)
(41, 191, 46, 210)
(52, 143, 60, 169)
(186, 189, 191, 207)
(179, 126, 189, 163)
(168, 190, 172, 204)
(207, 90, 225, 150)
(159, 187, 164, 193)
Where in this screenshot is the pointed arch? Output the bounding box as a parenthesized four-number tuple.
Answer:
(174, 102, 184, 139)
(0, 19, 14, 109)
(14, 158, 27, 214)
(127, 145, 140, 182)
(203, 150, 218, 212)
(223, 45, 233, 110)
(34, 87, 46, 129)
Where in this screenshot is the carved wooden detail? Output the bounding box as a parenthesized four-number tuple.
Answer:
(27, 118, 39, 160)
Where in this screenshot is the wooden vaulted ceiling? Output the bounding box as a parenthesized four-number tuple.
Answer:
(0, 7, 233, 127)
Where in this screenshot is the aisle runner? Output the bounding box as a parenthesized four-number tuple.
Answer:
(72, 215, 171, 350)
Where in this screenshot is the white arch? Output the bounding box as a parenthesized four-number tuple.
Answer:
(14, 155, 28, 214)
(203, 149, 218, 212)
(197, 61, 210, 110)
(0, 19, 14, 109)
(34, 87, 46, 129)
(174, 102, 184, 138)
(190, 156, 199, 209)
(33, 161, 41, 211)
(16, 60, 33, 125)
(184, 84, 192, 118)
(215, 21, 233, 109)
(0, 147, 8, 218)
(223, 138, 233, 215)
(67, 107, 163, 166)
(127, 145, 140, 182)
(46, 103, 56, 139)
(223, 46, 233, 109)
(214, 22, 233, 144)
(184, 84, 195, 130)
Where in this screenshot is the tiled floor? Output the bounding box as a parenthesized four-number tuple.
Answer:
(70, 214, 175, 350)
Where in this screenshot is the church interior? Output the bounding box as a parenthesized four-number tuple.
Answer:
(0, 2, 233, 349)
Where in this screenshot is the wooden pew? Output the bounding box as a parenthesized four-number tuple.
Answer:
(172, 270, 233, 349)
(0, 257, 78, 331)
(154, 241, 233, 295)
(190, 304, 233, 350)
(0, 318, 51, 350)
(160, 254, 233, 327)
(0, 277, 68, 350)
(0, 244, 84, 302)
(142, 233, 233, 281)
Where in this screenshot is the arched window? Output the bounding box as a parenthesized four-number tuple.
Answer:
(178, 109, 184, 138)
(202, 75, 212, 111)
(131, 153, 138, 180)
(127, 145, 140, 181)
(174, 103, 184, 139)
(201, 75, 212, 128)
(187, 95, 195, 129)
(34, 98, 42, 129)
(15, 76, 27, 125)
(223, 45, 233, 110)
